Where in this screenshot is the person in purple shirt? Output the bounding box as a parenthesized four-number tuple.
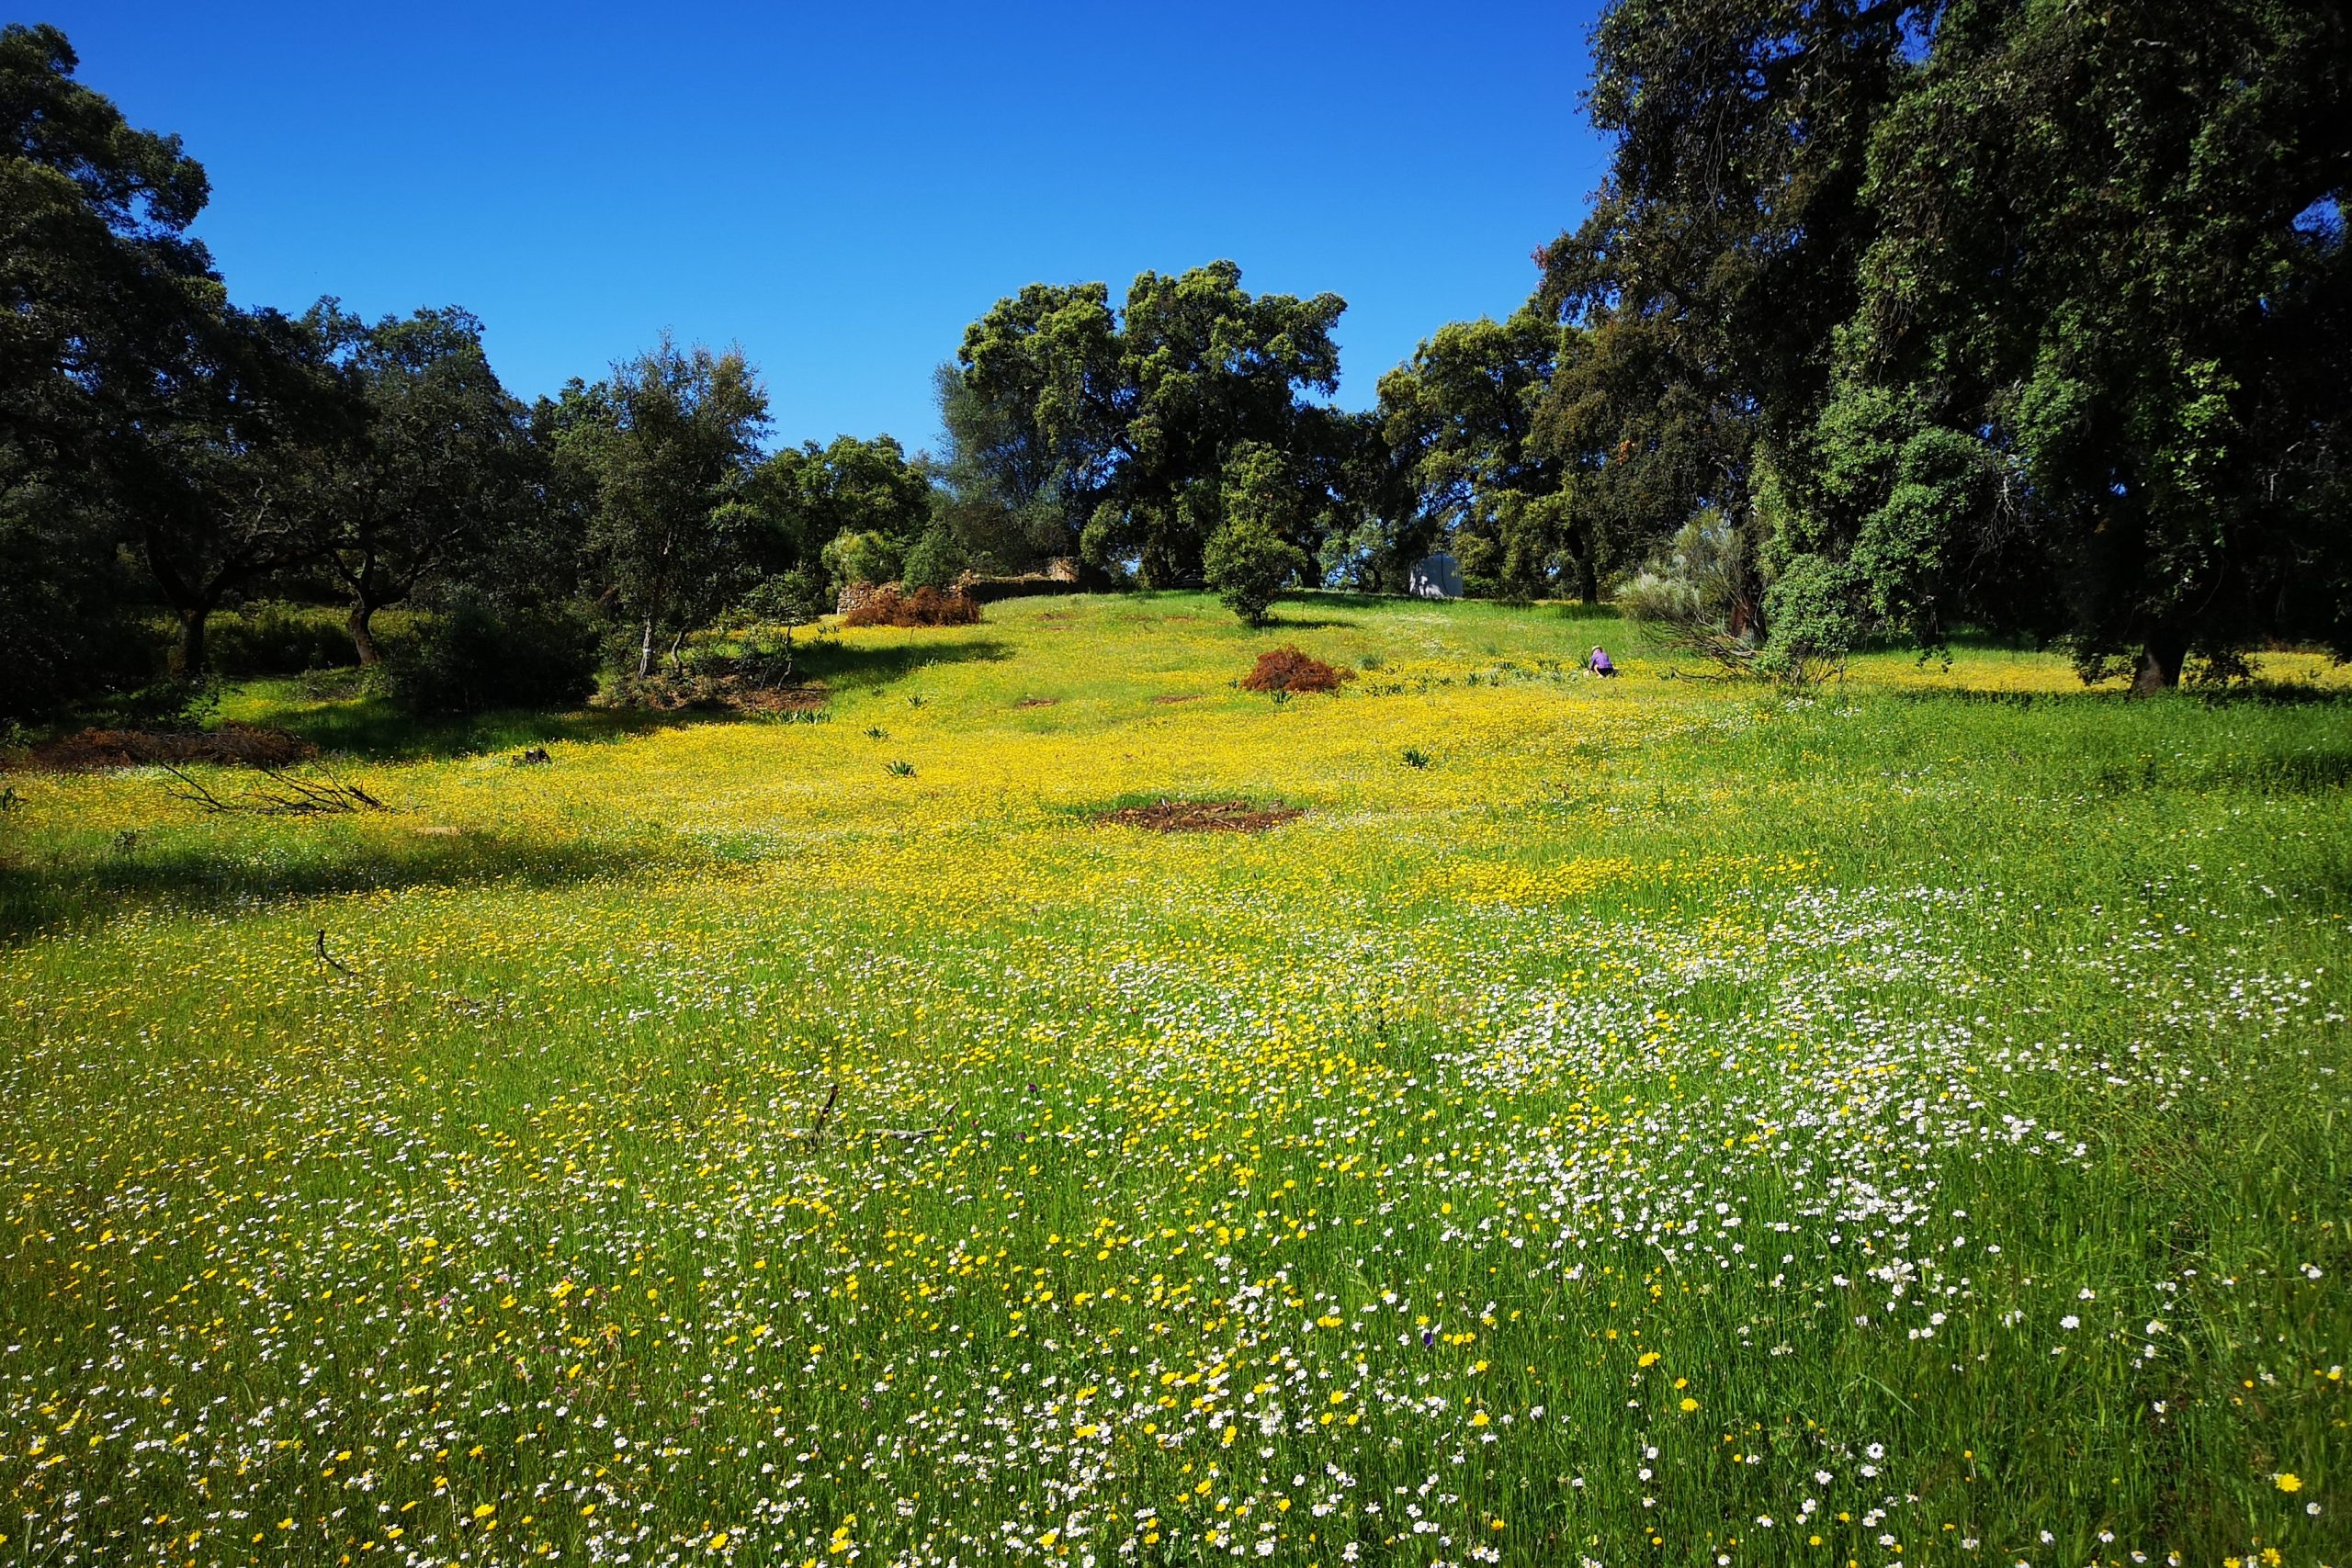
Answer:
(1588, 644, 1617, 677)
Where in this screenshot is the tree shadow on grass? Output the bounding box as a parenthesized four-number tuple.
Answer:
(250, 697, 734, 762)
(786, 636, 1012, 699)
(0, 825, 686, 947)
(229, 638, 1011, 761)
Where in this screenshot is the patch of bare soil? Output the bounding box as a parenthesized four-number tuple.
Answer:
(1014, 697, 1060, 708)
(731, 685, 828, 715)
(1150, 694, 1202, 705)
(1096, 798, 1304, 833)
(19, 724, 316, 772)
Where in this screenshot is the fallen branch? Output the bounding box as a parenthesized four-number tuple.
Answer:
(808, 1083, 841, 1139)
(314, 929, 356, 976)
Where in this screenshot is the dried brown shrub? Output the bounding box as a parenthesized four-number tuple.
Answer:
(23, 724, 316, 773)
(1096, 798, 1304, 833)
(1238, 646, 1351, 694)
(842, 585, 983, 628)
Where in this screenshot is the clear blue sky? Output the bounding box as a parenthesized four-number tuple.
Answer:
(38, 2, 1612, 453)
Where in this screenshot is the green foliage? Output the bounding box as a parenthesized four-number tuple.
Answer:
(1758, 552, 1863, 686)
(1204, 444, 1310, 625)
(387, 589, 600, 716)
(206, 602, 377, 676)
(1375, 311, 1596, 599)
(747, 434, 932, 587)
(1618, 511, 1761, 671)
(820, 529, 903, 592)
(561, 336, 770, 677)
(728, 569, 831, 629)
(296, 302, 541, 664)
(924, 362, 1075, 573)
(958, 261, 1348, 585)
(1560, 0, 2352, 685)
(0, 24, 339, 696)
(899, 524, 969, 592)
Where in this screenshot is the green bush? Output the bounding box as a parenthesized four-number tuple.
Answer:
(389, 592, 601, 715)
(899, 525, 969, 592)
(1204, 515, 1305, 626)
(820, 529, 903, 592)
(728, 569, 831, 628)
(1758, 553, 1866, 686)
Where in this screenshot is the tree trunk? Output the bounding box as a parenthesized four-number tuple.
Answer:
(1575, 549, 1600, 605)
(347, 601, 383, 667)
(638, 617, 656, 679)
(170, 606, 209, 679)
(2131, 629, 2188, 694)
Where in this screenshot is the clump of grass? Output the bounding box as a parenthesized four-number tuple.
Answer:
(883, 758, 915, 776)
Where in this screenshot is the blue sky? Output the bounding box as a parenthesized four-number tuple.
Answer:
(40, 2, 1612, 453)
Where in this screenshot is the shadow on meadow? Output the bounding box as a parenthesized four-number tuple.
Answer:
(0, 822, 681, 945)
(223, 637, 1011, 759)
(785, 635, 1011, 698)
(232, 693, 734, 762)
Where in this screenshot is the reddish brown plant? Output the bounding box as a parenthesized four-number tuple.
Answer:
(842, 585, 984, 628)
(1238, 646, 1352, 694)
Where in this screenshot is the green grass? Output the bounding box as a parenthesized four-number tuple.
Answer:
(0, 592, 2346, 1567)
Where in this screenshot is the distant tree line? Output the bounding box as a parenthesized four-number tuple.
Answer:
(6, 4, 2345, 720)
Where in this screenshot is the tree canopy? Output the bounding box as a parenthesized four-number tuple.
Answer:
(1543, 0, 2352, 684)
(956, 261, 1348, 588)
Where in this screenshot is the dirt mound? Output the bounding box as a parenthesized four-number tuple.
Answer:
(1239, 646, 1352, 694)
(1096, 798, 1304, 833)
(22, 724, 316, 772)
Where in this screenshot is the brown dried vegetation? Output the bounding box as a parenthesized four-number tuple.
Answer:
(842, 585, 984, 628)
(17, 724, 316, 773)
(1238, 646, 1351, 694)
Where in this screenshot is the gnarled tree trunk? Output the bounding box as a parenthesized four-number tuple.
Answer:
(347, 601, 383, 666)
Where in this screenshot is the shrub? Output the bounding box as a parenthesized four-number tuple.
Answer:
(841, 585, 983, 628)
(900, 525, 970, 592)
(1239, 646, 1352, 694)
(1204, 515, 1304, 626)
(1618, 513, 1762, 674)
(389, 592, 601, 715)
(729, 569, 830, 629)
(821, 530, 904, 593)
(1758, 554, 1865, 687)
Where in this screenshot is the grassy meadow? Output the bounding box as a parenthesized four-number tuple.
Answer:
(2, 593, 2347, 1568)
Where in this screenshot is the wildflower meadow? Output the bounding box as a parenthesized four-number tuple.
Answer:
(2, 596, 2346, 1568)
